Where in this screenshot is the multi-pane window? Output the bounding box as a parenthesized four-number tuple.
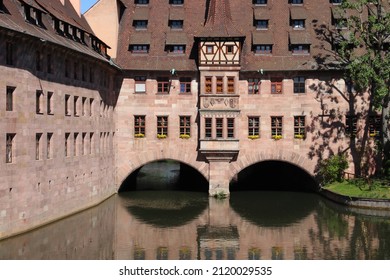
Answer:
(169, 20, 183, 29)
(134, 115, 146, 136)
(290, 0, 303, 4)
(157, 77, 170, 94)
(292, 19, 305, 29)
(293, 77, 305, 93)
(216, 77, 223, 93)
(216, 118, 223, 138)
(135, 76, 146, 93)
(36, 133, 42, 160)
(331, 0, 342, 4)
(227, 77, 235, 93)
(294, 116, 306, 138)
(180, 77, 191, 93)
(6, 42, 14, 65)
(345, 115, 357, 136)
(205, 77, 212, 93)
(271, 78, 283, 94)
(254, 0, 267, 4)
(179, 116, 191, 136)
(133, 20, 148, 29)
(271, 116, 283, 137)
(205, 118, 212, 138)
(65, 133, 70, 157)
(157, 116, 168, 137)
(227, 118, 235, 138)
(130, 45, 149, 53)
(248, 78, 261, 94)
(169, 45, 185, 54)
(36, 90, 43, 114)
(6, 86, 15, 111)
(6, 133, 15, 163)
(291, 44, 310, 54)
(254, 45, 272, 54)
(156, 247, 168, 260)
(248, 117, 260, 137)
(369, 115, 382, 137)
(47, 133, 53, 159)
(255, 20, 268, 29)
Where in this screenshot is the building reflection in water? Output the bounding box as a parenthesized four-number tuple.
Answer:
(1, 190, 390, 259)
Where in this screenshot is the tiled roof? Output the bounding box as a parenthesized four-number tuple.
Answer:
(290, 6, 308, 20)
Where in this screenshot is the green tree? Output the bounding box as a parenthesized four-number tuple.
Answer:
(316, 0, 390, 177)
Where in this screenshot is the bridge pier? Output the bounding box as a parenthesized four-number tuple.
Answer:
(208, 161, 231, 197)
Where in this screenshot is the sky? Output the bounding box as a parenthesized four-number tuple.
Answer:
(81, 0, 98, 14)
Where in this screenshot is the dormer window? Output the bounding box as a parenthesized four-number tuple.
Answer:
(169, 20, 183, 29)
(133, 20, 148, 29)
(331, 0, 342, 4)
(24, 5, 44, 27)
(0, 0, 5, 12)
(255, 20, 268, 29)
(170, 0, 184, 5)
(290, 0, 303, 4)
(206, 45, 214, 54)
(168, 45, 185, 54)
(291, 44, 310, 54)
(254, 0, 267, 4)
(130, 45, 149, 53)
(292, 19, 305, 29)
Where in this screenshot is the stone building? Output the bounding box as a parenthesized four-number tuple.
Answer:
(0, 0, 387, 239)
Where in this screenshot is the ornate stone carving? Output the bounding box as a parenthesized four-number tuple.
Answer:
(202, 97, 238, 109)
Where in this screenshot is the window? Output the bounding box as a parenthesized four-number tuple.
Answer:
(134, 115, 146, 136)
(226, 45, 234, 54)
(255, 20, 268, 29)
(331, 0, 342, 4)
(292, 19, 305, 29)
(36, 133, 42, 160)
(90, 132, 94, 154)
(157, 116, 168, 137)
(206, 45, 214, 54)
(169, 20, 183, 29)
(369, 115, 382, 137)
(157, 77, 170, 94)
(36, 90, 43, 114)
(248, 78, 261, 94)
(346, 115, 357, 136)
(89, 98, 94, 116)
(333, 18, 347, 29)
(74, 96, 79, 116)
(293, 77, 305, 93)
(180, 77, 191, 93)
(216, 77, 223, 93)
(227, 77, 235, 93)
(294, 116, 306, 138)
(290, 0, 303, 4)
(82, 97, 86, 116)
(6, 133, 15, 163)
(130, 45, 149, 53)
(254, 45, 272, 54)
(216, 118, 223, 138)
(205, 118, 212, 138)
(271, 78, 283, 94)
(6, 41, 14, 65)
(135, 0, 148, 4)
(47, 133, 53, 159)
(156, 247, 168, 260)
(291, 44, 310, 54)
(271, 116, 283, 138)
(227, 118, 235, 138)
(74, 133, 78, 156)
(65, 133, 70, 157)
(82, 133, 86, 155)
(254, 0, 267, 4)
(180, 116, 191, 136)
(170, 0, 184, 5)
(248, 117, 260, 137)
(47, 91, 53, 115)
(65, 94, 71, 116)
(169, 45, 185, 54)
(135, 76, 146, 93)
(6, 86, 15, 111)
(133, 20, 148, 29)
(36, 51, 42, 71)
(205, 77, 212, 93)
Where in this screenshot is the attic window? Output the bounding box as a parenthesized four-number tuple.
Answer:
(254, 0, 267, 4)
(24, 5, 43, 27)
(0, 0, 4, 12)
(170, 0, 184, 5)
(135, 0, 148, 4)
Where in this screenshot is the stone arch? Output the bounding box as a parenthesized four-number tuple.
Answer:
(116, 148, 209, 192)
(228, 149, 317, 184)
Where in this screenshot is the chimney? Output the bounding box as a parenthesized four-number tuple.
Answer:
(69, 0, 81, 16)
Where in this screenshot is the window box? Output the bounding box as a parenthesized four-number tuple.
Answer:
(135, 133, 145, 138)
(294, 134, 304, 139)
(157, 134, 167, 139)
(179, 134, 190, 139)
(248, 135, 260, 140)
(272, 135, 282, 140)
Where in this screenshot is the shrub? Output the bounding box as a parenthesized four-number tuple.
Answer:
(318, 154, 349, 184)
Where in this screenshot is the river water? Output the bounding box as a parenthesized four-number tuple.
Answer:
(1, 162, 390, 260)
